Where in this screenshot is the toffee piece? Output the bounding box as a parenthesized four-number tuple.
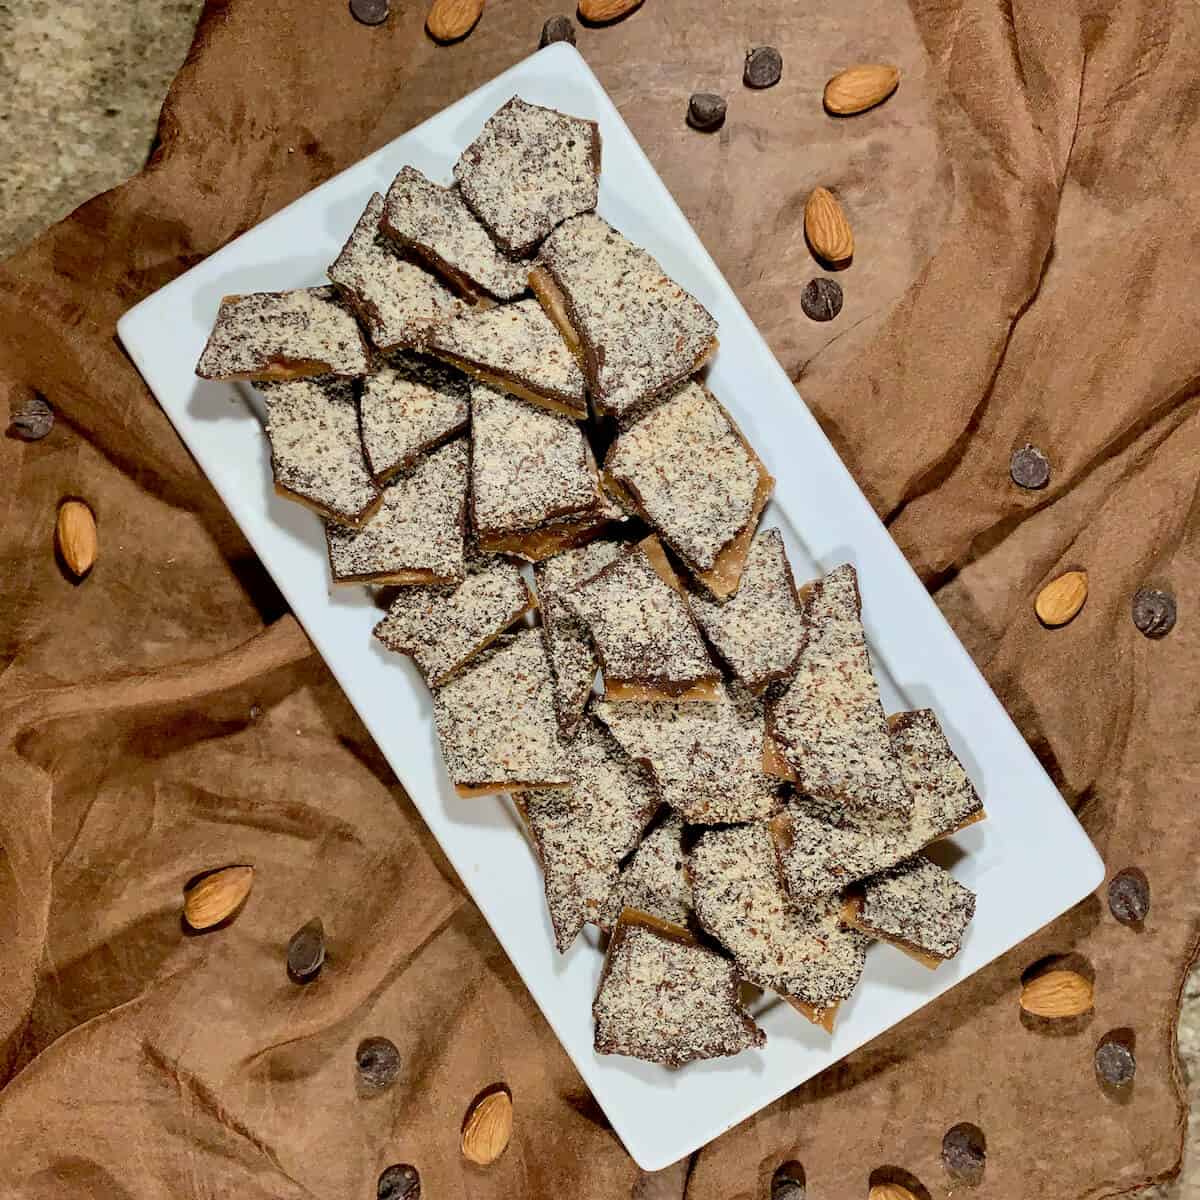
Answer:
(593, 909, 765, 1067)
(533, 540, 627, 736)
(358, 352, 469, 482)
(380, 166, 527, 301)
(326, 438, 468, 584)
(196, 286, 371, 381)
(689, 823, 868, 1031)
(594, 684, 780, 824)
(259, 376, 381, 527)
(513, 716, 660, 951)
(564, 535, 720, 701)
(470, 383, 601, 543)
(479, 492, 624, 560)
(768, 563, 912, 822)
(604, 380, 773, 597)
(328, 193, 466, 351)
(432, 627, 572, 796)
(596, 811, 693, 929)
(842, 854, 977, 967)
(771, 707, 985, 900)
(454, 96, 601, 256)
(373, 557, 534, 685)
(690, 527, 806, 689)
(426, 298, 587, 418)
(532, 213, 719, 423)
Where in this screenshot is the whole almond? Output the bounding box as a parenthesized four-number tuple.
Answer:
(1020, 968, 1094, 1018)
(426, 0, 482, 41)
(183, 866, 255, 930)
(56, 499, 97, 577)
(804, 187, 854, 264)
(869, 1185, 918, 1200)
(1035, 570, 1088, 627)
(579, 0, 644, 22)
(824, 64, 901, 115)
(461, 1089, 512, 1165)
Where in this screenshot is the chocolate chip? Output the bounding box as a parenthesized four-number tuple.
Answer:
(286, 918, 325, 982)
(8, 393, 53, 441)
(1095, 1039, 1136, 1087)
(357, 1036, 401, 1091)
(771, 1161, 806, 1200)
(1010, 444, 1051, 490)
(942, 1123, 986, 1183)
(539, 15, 576, 46)
(687, 93, 727, 132)
(1132, 587, 1176, 639)
(1107, 869, 1150, 924)
(801, 277, 843, 322)
(377, 1164, 420, 1200)
(350, 0, 389, 26)
(744, 46, 783, 89)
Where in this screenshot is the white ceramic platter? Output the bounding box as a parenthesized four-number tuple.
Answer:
(118, 43, 1103, 1172)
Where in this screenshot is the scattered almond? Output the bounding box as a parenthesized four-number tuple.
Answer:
(56, 499, 97, 578)
(824, 64, 901, 115)
(183, 866, 255, 930)
(869, 1184, 919, 1200)
(578, 0, 644, 22)
(1035, 570, 1088, 627)
(461, 1089, 513, 1165)
(1020, 968, 1094, 1018)
(426, 0, 483, 41)
(804, 187, 854, 265)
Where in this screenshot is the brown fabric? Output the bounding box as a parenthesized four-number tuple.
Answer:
(1, 0, 1197, 1196)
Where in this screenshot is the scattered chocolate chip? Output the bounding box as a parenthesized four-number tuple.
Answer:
(1009, 444, 1051, 490)
(1095, 1039, 1136, 1087)
(1107, 869, 1150, 924)
(8, 393, 53, 441)
(350, 0, 389, 26)
(1131, 587, 1176, 639)
(249, 704, 263, 722)
(771, 1161, 806, 1200)
(744, 46, 783, 89)
(357, 1036, 402, 1090)
(687, 93, 727, 132)
(378, 1164, 420, 1200)
(942, 1123, 986, 1183)
(286, 918, 325, 982)
(539, 15, 576, 46)
(801, 277, 843, 322)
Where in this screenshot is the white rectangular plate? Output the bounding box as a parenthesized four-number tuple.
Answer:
(119, 44, 1103, 1173)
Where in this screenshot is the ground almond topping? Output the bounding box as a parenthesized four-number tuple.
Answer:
(606, 381, 761, 572)
(381, 166, 527, 300)
(533, 541, 627, 735)
(770, 563, 912, 822)
(426, 298, 585, 411)
(689, 823, 868, 1011)
(260, 376, 378, 524)
(594, 684, 779, 823)
(691, 527, 806, 689)
(597, 811, 693, 928)
(359, 352, 469, 480)
(373, 557, 531, 685)
(537, 213, 718, 421)
(856, 855, 976, 960)
(514, 717, 659, 951)
(454, 96, 600, 255)
(564, 541, 716, 690)
(328, 192, 465, 350)
(592, 918, 765, 1068)
(325, 438, 467, 582)
(196, 286, 370, 379)
(433, 627, 571, 790)
(470, 383, 599, 536)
